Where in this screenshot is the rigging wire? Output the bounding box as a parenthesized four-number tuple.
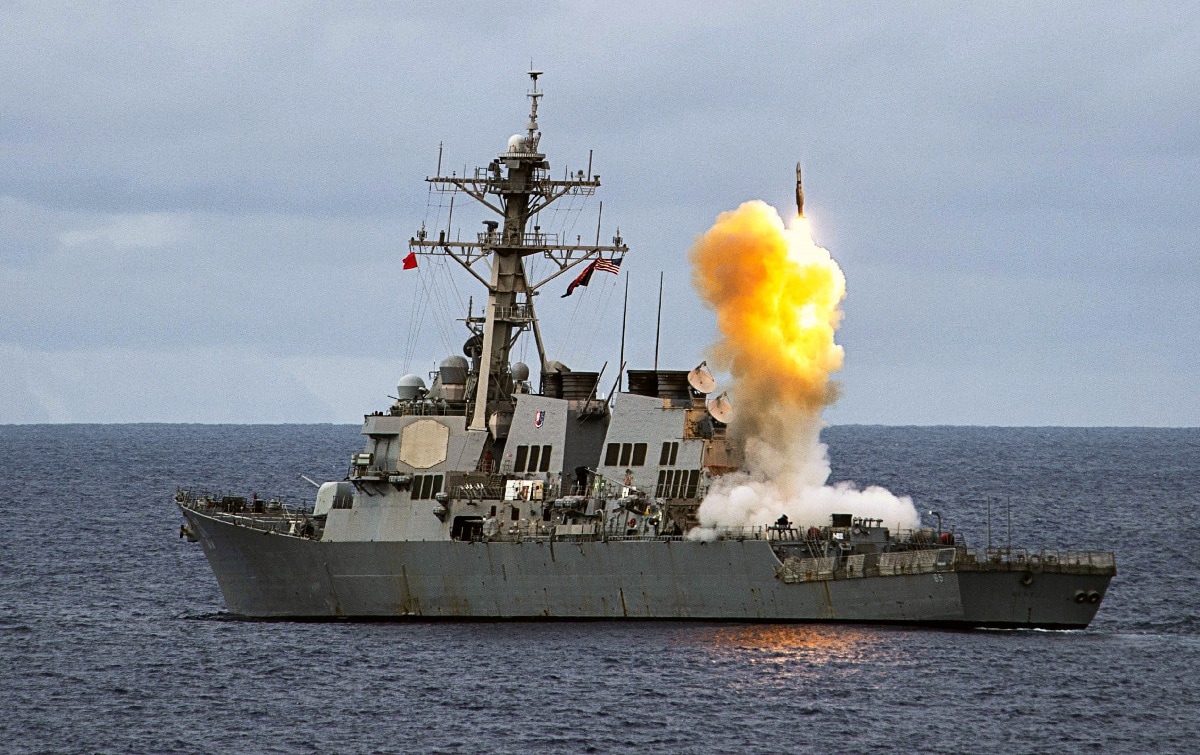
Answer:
(426, 255, 459, 355)
(403, 267, 432, 370)
(553, 266, 621, 368)
(579, 273, 620, 367)
(404, 177, 457, 369)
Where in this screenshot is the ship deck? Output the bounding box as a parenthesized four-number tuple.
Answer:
(176, 491, 1116, 583)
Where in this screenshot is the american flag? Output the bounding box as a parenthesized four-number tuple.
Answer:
(562, 257, 623, 297)
(595, 257, 622, 274)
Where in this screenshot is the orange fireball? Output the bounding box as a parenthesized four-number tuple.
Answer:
(690, 200, 846, 423)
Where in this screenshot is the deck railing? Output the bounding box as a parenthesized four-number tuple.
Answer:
(176, 491, 323, 539)
(973, 547, 1115, 572)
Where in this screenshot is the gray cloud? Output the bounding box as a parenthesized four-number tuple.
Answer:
(1, 2, 1196, 424)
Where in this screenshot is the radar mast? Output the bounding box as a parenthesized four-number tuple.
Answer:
(408, 71, 629, 433)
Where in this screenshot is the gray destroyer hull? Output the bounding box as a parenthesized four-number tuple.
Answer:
(183, 507, 1111, 628)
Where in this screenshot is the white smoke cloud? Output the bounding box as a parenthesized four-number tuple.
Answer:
(690, 414, 920, 539)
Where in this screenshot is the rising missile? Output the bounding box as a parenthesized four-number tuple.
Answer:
(795, 162, 805, 217)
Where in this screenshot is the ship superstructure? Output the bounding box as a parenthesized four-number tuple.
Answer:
(176, 73, 1115, 627)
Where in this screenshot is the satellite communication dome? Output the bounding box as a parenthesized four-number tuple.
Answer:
(396, 374, 426, 401)
(507, 134, 525, 153)
(511, 362, 530, 381)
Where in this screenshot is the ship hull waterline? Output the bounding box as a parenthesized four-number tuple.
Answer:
(182, 508, 1110, 629)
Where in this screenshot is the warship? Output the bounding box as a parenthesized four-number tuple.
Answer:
(177, 72, 1115, 628)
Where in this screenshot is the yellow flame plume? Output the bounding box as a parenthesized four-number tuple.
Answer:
(690, 200, 846, 427)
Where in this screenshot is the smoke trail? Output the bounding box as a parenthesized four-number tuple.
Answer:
(689, 201, 919, 537)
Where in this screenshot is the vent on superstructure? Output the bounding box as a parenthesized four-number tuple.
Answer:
(656, 371, 691, 400)
(626, 370, 658, 397)
(560, 372, 599, 401)
(540, 371, 563, 398)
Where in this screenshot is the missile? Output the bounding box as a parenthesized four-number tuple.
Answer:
(795, 162, 805, 217)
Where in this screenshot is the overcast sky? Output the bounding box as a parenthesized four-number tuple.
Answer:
(2, 2, 1196, 425)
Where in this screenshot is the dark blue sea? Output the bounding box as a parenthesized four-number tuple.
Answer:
(2, 425, 1197, 753)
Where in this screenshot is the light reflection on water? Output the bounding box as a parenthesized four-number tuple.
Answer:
(677, 624, 904, 670)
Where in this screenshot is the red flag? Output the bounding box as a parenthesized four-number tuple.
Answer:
(562, 261, 597, 297)
(402, 252, 418, 270)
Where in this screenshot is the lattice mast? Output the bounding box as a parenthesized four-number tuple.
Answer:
(408, 71, 629, 432)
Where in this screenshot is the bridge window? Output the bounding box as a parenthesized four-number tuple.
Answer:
(619, 443, 632, 467)
(605, 443, 620, 466)
(514, 444, 553, 473)
(660, 441, 679, 466)
(631, 443, 647, 466)
(606, 442, 648, 468)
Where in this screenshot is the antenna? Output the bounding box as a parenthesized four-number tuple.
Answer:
(526, 68, 544, 145)
(687, 361, 717, 394)
(707, 391, 733, 424)
(654, 271, 663, 371)
(618, 273, 629, 393)
(605, 361, 627, 408)
(577, 361, 608, 417)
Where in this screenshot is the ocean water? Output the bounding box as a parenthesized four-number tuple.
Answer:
(1, 424, 1197, 753)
